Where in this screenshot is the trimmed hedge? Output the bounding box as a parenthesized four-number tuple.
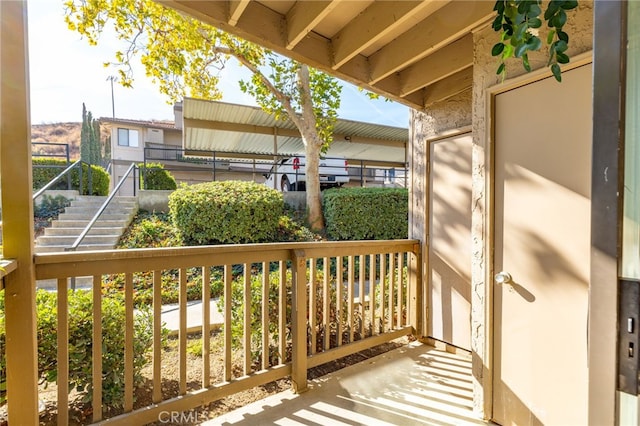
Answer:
(169, 181, 284, 245)
(139, 162, 177, 190)
(323, 187, 408, 240)
(32, 158, 109, 196)
(0, 290, 155, 409)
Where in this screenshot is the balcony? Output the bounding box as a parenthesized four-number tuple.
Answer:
(20, 239, 438, 424)
(210, 341, 482, 425)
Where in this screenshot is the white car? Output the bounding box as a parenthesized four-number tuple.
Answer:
(264, 156, 349, 191)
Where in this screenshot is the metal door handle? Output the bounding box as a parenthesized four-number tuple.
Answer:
(495, 271, 513, 285)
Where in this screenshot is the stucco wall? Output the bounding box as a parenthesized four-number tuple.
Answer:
(409, 1, 594, 418)
(409, 90, 472, 281)
(470, 3, 593, 415)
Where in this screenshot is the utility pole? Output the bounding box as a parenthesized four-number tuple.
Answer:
(106, 75, 116, 118)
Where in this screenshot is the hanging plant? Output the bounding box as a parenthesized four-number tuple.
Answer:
(491, 0, 578, 82)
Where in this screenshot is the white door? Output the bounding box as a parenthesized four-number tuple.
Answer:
(493, 64, 591, 425)
(428, 134, 472, 350)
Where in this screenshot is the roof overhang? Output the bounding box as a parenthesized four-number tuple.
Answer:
(159, 1, 494, 111)
(182, 98, 408, 166)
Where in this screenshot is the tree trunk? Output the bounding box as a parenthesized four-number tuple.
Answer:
(303, 138, 324, 231)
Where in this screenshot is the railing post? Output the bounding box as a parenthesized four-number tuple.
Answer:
(291, 249, 308, 393)
(1, 2, 40, 422)
(66, 144, 71, 190)
(409, 243, 424, 338)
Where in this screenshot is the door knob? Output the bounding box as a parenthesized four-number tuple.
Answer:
(495, 271, 513, 285)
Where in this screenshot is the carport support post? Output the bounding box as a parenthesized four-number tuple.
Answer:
(212, 151, 216, 181)
(291, 249, 308, 393)
(273, 129, 278, 189)
(0, 1, 40, 422)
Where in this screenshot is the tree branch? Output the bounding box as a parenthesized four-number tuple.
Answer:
(211, 45, 304, 131)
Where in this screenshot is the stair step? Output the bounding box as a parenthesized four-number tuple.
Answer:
(37, 235, 120, 246)
(36, 276, 93, 290)
(74, 196, 137, 203)
(34, 244, 119, 253)
(35, 195, 138, 253)
(69, 199, 137, 207)
(44, 226, 124, 236)
(51, 219, 129, 228)
(57, 213, 133, 221)
(63, 206, 135, 215)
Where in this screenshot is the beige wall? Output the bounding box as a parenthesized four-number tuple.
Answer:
(110, 125, 144, 162)
(409, 1, 594, 418)
(163, 130, 181, 146)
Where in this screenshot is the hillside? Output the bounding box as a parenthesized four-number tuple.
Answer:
(31, 122, 110, 160)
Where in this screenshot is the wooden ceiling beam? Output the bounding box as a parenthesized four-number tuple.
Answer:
(160, 0, 483, 110)
(161, 1, 288, 49)
(330, 1, 426, 70)
(367, 1, 493, 84)
(286, 1, 338, 50)
(423, 68, 474, 107)
(398, 34, 473, 96)
(228, 0, 250, 26)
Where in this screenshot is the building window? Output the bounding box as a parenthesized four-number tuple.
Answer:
(117, 128, 139, 147)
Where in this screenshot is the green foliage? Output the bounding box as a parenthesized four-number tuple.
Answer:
(492, 0, 578, 81)
(0, 290, 156, 409)
(81, 103, 102, 165)
(238, 60, 341, 153)
(139, 162, 177, 190)
(32, 158, 109, 196)
(112, 210, 314, 306)
(277, 215, 317, 242)
(219, 268, 290, 366)
(64, 0, 346, 230)
(34, 194, 70, 219)
(322, 188, 408, 241)
(101, 268, 212, 306)
(118, 211, 181, 248)
(169, 181, 284, 245)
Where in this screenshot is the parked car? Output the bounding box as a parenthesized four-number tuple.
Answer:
(264, 155, 349, 191)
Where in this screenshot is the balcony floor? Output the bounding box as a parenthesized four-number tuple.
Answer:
(205, 342, 487, 426)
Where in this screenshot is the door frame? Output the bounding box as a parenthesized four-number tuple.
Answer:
(424, 128, 472, 352)
(482, 51, 593, 421)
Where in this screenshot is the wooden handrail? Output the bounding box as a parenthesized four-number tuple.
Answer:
(31, 238, 423, 423)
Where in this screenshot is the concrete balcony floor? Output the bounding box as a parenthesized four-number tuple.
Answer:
(206, 342, 487, 426)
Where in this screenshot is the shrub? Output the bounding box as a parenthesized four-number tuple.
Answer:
(0, 290, 156, 409)
(34, 194, 70, 219)
(323, 187, 408, 240)
(139, 162, 177, 190)
(118, 211, 181, 248)
(32, 158, 109, 196)
(169, 181, 284, 245)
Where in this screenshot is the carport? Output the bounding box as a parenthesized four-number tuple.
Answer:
(174, 98, 408, 187)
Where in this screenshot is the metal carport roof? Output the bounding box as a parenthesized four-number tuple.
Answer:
(181, 98, 408, 166)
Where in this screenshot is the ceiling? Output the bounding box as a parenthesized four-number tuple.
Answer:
(182, 98, 408, 166)
(159, 1, 495, 110)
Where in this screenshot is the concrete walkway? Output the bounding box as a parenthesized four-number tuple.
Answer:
(161, 299, 224, 335)
(203, 342, 487, 426)
(34, 280, 224, 336)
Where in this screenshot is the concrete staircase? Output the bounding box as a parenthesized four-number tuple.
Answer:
(35, 195, 138, 253)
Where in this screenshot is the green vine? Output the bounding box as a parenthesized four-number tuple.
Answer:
(492, 0, 578, 82)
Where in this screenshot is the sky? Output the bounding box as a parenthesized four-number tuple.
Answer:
(26, 0, 409, 128)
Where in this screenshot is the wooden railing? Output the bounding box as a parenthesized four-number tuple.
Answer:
(33, 240, 422, 424)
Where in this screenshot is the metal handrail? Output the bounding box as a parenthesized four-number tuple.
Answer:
(66, 162, 137, 252)
(32, 160, 82, 201)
